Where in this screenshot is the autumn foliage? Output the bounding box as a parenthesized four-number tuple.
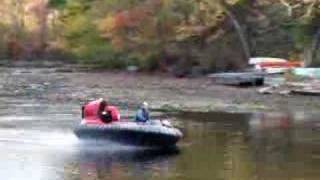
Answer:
(0, 0, 319, 71)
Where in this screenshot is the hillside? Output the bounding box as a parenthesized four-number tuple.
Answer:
(0, 0, 319, 74)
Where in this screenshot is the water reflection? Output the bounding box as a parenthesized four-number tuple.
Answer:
(173, 112, 253, 180)
(1, 95, 320, 180)
(174, 111, 320, 180)
(70, 144, 179, 180)
(247, 112, 320, 180)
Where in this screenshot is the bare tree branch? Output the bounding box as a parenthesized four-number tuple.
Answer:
(219, 0, 251, 61)
(304, 0, 317, 18)
(279, 0, 300, 17)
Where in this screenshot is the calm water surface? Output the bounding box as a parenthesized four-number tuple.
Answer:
(0, 68, 320, 180)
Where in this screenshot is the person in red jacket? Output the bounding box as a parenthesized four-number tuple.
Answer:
(82, 98, 120, 124)
(98, 99, 120, 123)
(103, 105, 120, 123)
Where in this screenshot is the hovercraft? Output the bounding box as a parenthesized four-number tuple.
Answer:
(74, 99, 183, 147)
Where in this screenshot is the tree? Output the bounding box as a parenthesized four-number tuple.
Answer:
(27, 0, 50, 56)
(1, 0, 29, 60)
(279, 0, 320, 66)
(98, 0, 179, 69)
(49, 0, 67, 9)
(219, 0, 251, 61)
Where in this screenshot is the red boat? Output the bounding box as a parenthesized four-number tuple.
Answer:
(249, 57, 302, 74)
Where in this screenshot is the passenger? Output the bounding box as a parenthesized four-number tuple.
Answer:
(135, 102, 150, 123)
(98, 99, 121, 123)
(106, 105, 120, 122)
(98, 99, 113, 123)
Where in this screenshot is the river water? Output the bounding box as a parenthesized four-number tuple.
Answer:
(0, 67, 320, 180)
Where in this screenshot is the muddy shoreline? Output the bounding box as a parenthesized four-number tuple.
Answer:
(1, 63, 319, 114)
(67, 71, 320, 113)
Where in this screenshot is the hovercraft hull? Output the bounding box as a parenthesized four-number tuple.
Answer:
(74, 121, 182, 147)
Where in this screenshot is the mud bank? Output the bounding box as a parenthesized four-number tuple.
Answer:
(1, 66, 319, 114)
(68, 71, 320, 113)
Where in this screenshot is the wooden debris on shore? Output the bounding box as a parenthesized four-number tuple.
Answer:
(208, 72, 265, 87)
(258, 85, 291, 95)
(258, 80, 320, 96)
(291, 89, 320, 96)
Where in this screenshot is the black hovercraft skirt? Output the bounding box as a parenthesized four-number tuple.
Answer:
(74, 121, 183, 147)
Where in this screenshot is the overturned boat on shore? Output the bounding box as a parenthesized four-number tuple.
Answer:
(74, 99, 183, 147)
